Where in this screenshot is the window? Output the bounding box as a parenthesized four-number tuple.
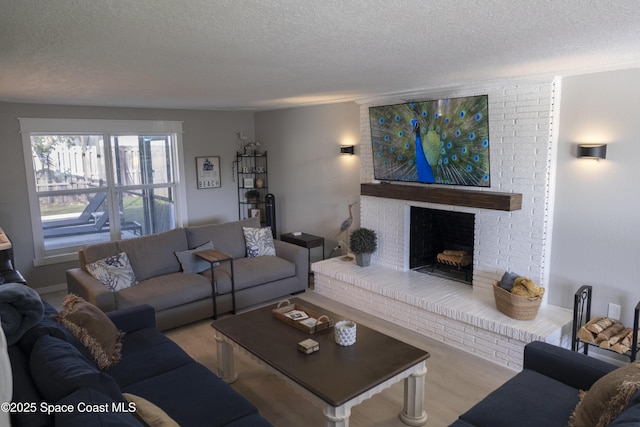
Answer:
(20, 118, 187, 265)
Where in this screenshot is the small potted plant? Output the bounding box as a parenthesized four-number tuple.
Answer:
(349, 227, 377, 267)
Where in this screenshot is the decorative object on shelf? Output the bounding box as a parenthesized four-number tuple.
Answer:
(334, 320, 357, 346)
(195, 156, 221, 189)
(340, 145, 355, 155)
(577, 144, 607, 160)
(236, 132, 262, 155)
(236, 131, 262, 155)
(236, 132, 250, 154)
(244, 189, 260, 203)
(250, 208, 261, 220)
(255, 177, 264, 188)
(349, 227, 377, 267)
(243, 177, 254, 188)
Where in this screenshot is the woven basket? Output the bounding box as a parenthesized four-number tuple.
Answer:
(493, 282, 542, 320)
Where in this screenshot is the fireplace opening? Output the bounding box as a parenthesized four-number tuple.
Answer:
(409, 207, 475, 284)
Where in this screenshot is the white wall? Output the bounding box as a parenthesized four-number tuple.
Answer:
(0, 102, 253, 290)
(255, 102, 361, 257)
(549, 69, 640, 325)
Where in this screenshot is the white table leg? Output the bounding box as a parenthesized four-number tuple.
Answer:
(214, 331, 238, 383)
(324, 405, 350, 427)
(399, 361, 427, 426)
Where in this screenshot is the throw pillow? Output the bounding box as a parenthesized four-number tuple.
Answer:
(569, 362, 640, 427)
(499, 271, 520, 291)
(123, 393, 180, 427)
(243, 226, 276, 258)
(175, 241, 215, 274)
(86, 252, 137, 292)
(52, 294, 124, 370)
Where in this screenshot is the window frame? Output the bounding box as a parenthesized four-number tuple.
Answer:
(19, 118, 188, 266)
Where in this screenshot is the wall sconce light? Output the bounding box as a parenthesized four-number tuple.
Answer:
(577, 144, 607, 160)
(340, 145, 355, 155)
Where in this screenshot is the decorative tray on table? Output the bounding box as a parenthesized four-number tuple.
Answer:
(272, 300, 334, 334)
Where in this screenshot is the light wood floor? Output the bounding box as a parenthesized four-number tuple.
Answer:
(164, 291, 516, 427)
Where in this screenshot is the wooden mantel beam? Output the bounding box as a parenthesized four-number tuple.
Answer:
(360, 183, 522, 211)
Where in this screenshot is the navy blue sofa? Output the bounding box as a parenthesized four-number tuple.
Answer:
(449, 341, 640, 427)
(8, 302, 272, 427)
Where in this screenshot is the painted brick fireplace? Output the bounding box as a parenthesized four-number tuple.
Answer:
(313, 78, 574, 370)
(360, 79, 559, 294)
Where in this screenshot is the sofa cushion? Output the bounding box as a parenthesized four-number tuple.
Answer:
(569, 361, 640, 427)
(202, 256, 296, 294)
(114, 272, 212, 311)
(82, 241, 120, 267)
(86, 251, 138, 291)
(53, 294, 124, 370)
(107, 327, 195, 387)
(30, 335, 123, 403)
(55, 387, 141, 426)
(8, 345, 53, 427)
(458, 369, 580, 427)
(122, 363, 259, 427)
(186, 217, 260, 259)
(175, 241, 215, 274)
(124, 393, 179, 427)
(117, 228, 188, 281)
(243, 226, 276, 257)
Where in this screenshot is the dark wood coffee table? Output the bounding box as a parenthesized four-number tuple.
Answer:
(211, 298, 429, 426)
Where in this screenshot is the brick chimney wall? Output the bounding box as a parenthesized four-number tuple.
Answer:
(357, 78, 559, 296)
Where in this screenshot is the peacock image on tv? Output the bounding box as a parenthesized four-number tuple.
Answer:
(369, 95, 490, 187)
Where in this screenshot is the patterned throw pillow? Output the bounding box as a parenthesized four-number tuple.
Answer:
(86, 252, 137, 292)
(243, 227, 276, 258)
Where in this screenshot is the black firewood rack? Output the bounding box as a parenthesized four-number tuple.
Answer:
(572, 285, 640, 362)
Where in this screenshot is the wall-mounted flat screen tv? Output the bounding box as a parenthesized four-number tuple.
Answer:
(369, 95, 490, 187)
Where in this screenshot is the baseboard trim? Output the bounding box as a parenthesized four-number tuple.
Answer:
(36, 283, 68, 296)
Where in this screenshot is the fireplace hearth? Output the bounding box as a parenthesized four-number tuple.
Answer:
(409, 206, 475, 284)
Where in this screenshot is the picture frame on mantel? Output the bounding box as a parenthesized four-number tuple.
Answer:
(196, 156, 221, 189)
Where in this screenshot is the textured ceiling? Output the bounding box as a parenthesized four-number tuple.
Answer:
(1, 0, 640, 110)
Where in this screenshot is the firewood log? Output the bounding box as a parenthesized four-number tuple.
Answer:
(596, 322, 624, 343)
(586, 317, 614, 334)
(577, 317, 601, 344)
(609, 328, 632, 346)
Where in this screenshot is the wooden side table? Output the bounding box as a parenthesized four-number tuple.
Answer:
(196, 249, 235, 319)
(280, 232, 325, 274)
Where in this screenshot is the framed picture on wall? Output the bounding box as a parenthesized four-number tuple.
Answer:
(196, 156, 221, 189)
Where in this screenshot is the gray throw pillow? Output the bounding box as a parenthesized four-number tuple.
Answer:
(175, 241, 215, 274)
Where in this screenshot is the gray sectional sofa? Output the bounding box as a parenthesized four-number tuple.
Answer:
(66, 218, 308, 330)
